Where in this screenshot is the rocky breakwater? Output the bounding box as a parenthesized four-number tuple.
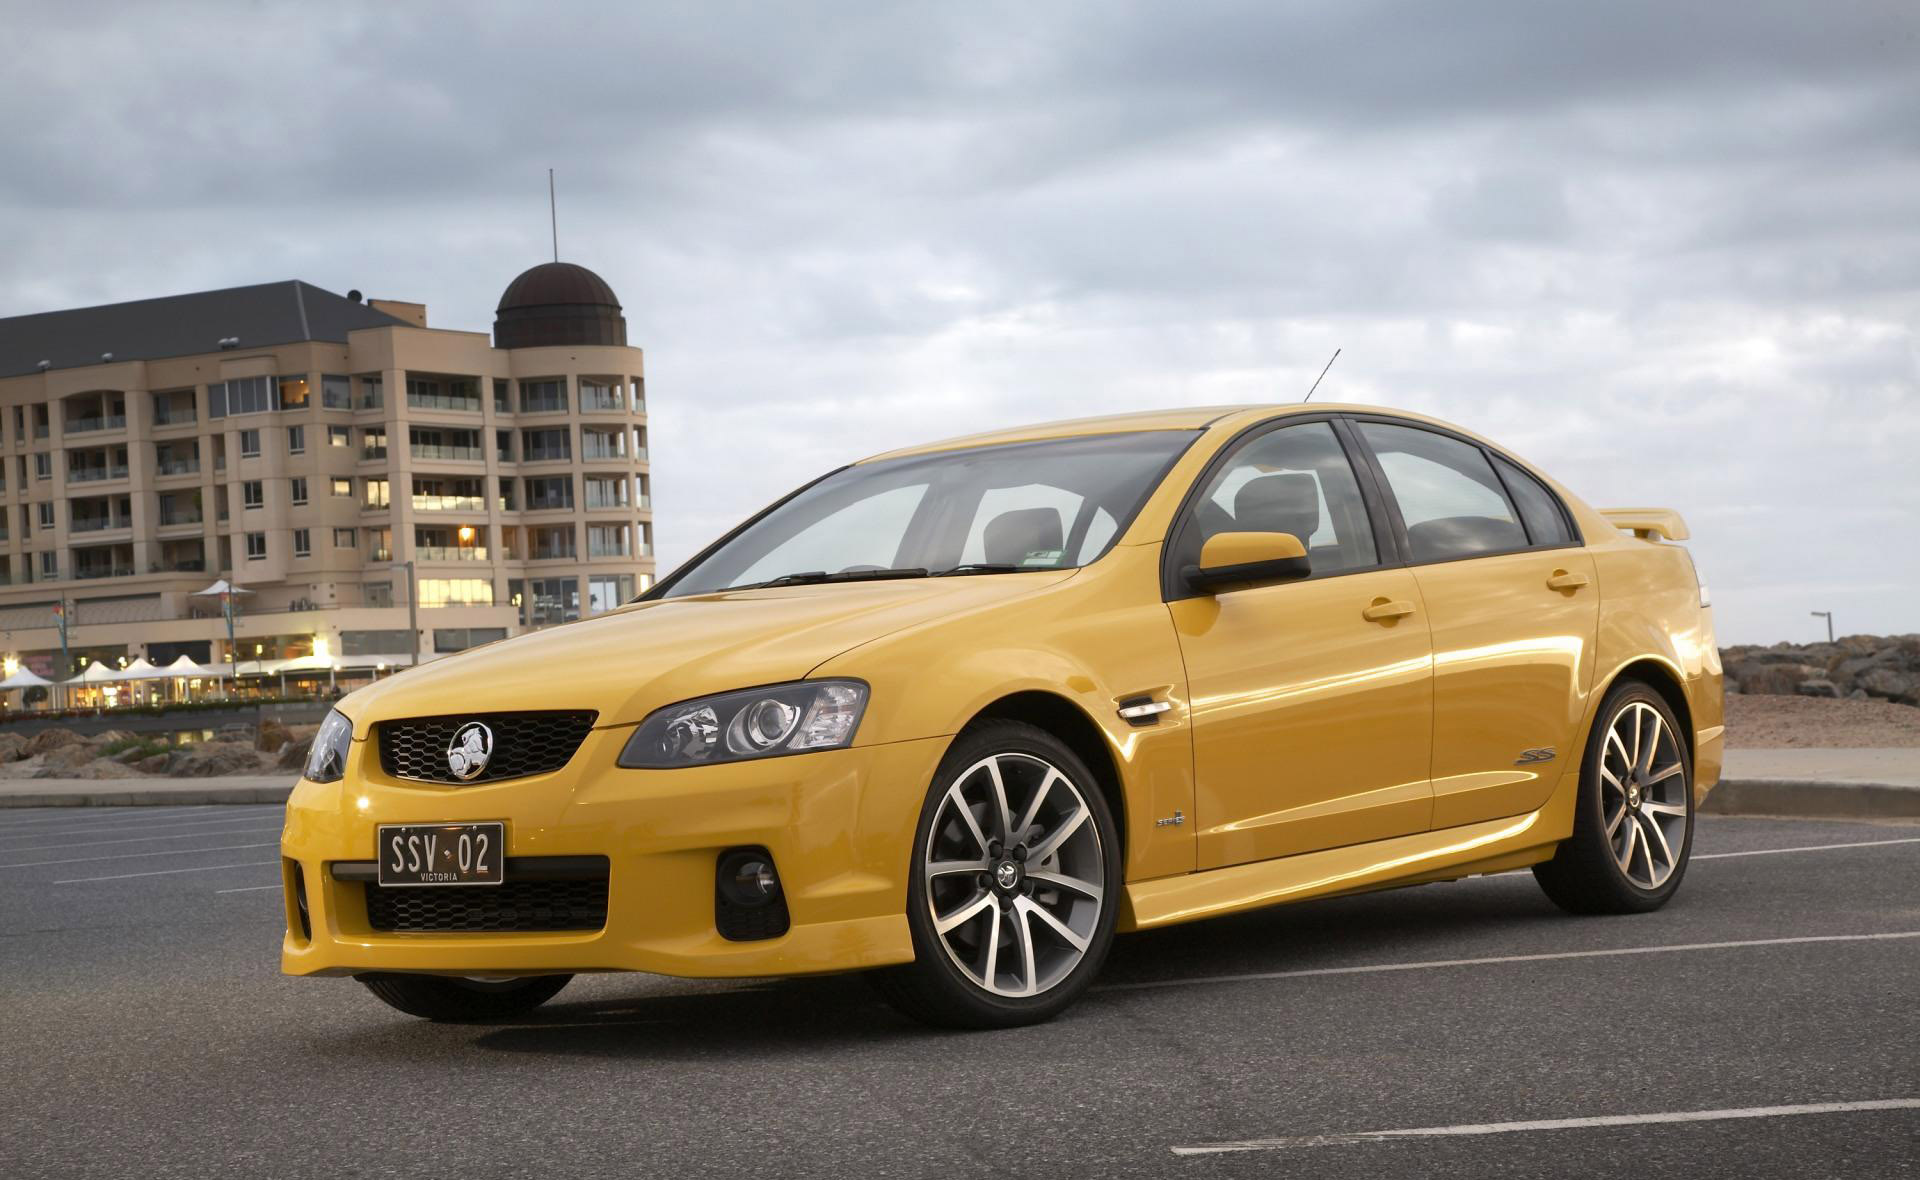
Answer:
(1721, 634, 1920, 705)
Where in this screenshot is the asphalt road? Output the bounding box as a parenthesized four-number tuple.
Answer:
(1, 806, 1915, 1179)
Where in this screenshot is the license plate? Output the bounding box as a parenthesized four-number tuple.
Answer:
(377, 822, 505, 887)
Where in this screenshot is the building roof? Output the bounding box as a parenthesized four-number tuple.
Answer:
(497, 261, 622, 312)
(0, 281, 411, 378)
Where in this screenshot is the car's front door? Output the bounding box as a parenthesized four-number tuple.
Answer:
(1353, 420, 1599, 829)
(1166, 419, 1435, 869)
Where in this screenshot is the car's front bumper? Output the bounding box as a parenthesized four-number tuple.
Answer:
(280, 729, 947, 979)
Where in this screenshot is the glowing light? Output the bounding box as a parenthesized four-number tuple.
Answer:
(312, 636, 331, 662)
(2, 656, 17, 678)
(457, 525, 475, 544)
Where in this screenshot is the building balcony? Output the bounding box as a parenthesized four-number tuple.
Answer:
(411, 494, 485, 513)
(153, 407, 198, 426)
(155, 459, 200, 477)
(69, 466, 130, 484)
(587, 544, 630, 559)
(414, 546, 490, 562)
(73, 564, 135, 581)
(65, 415, 128, 434)
(581, 446, 625, 462)
(158, 511, 203, 528)
(150, 559, 208, 574)
(71, 516, 131, 534)
(406, 393, 482, 413)
(369, 547, 393, 563)
(521, 447, 572, 464)
(410, 444, 483, 462)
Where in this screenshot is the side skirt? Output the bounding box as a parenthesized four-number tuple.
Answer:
(1118, 789, 1577, 933)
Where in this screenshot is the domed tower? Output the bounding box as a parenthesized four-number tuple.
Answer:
(493, 261, 627, 349)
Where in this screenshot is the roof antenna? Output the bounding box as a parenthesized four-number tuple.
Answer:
(1302, 348, 1341, 403)
(548, 168, 559, 263)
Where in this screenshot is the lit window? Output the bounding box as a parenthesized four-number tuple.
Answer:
(329, 425, 351, 448)
(331, 478, 352, 497)
(278, 375, 310, 409)
(417, 578, 495, 607)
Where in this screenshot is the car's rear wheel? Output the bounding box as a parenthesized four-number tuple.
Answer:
(1534, 680, 1694, 914)
(872, 721, 1120, 1029)
(356, 973, 572, 1022)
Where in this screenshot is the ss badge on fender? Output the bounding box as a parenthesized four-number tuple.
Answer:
(1514, 747, 1557, 765)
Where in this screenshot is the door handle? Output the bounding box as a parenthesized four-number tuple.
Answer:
(1362, 598, 1416, 623)
(1546, 569, 1590, 592)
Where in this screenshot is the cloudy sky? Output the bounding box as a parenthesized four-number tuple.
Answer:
(3, 0, 1915, 644)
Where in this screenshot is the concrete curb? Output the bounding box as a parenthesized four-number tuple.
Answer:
(0, 784, 294, 808)
(1703, 778, 1920, 822)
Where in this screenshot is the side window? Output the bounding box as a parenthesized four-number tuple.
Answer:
(1359, 422, 1526, 563)
(1493, 455, 1574, 546)
(959, 484, 1083, 569)
(1179, 421, 1379, 577)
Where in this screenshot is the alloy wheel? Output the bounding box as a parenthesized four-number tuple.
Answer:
(922, 753, 1106, 997)
(1598, 700, 1690, 890)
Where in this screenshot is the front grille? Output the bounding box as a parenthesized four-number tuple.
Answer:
(364, 873, 609, 933)
(377, 710, 597, 784)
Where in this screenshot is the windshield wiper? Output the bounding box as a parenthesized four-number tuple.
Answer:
(751, 567, 930, 589)
(932, 563, 1026, 576)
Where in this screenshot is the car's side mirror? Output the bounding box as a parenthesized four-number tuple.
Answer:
(1184, 531, 1311, 593)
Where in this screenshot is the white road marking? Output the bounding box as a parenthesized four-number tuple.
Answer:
(0, 805, 219, 829)
(1104, 932, 1920, 993)
(3, 825, 280, 853)
(55, 860, 279, 884)
(0, 842, 279, 869)
(0, 808, 281, 837)
(0, 815, 282, 844)
(1171, 1098, 1920, 1155)
(1694, 837, 1920, 860)
(215, 883, 285, 894)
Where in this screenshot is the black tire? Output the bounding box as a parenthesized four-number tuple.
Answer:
(871, 720, 1122, 1029)
(356, 973, 572, 1022)
(1534, 679, 1694, 914)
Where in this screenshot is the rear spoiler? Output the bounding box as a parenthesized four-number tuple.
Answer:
(1599, 507, 1690, 542)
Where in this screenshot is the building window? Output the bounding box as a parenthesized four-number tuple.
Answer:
(322, 375, 351, 409)
(363, 581, 394, 608)
(245, 532, 267, 560)
(209, 375, 276, 418)
(328, 425, 351, 448)
(406, 376, 480, 412)
(358, 376, 383, 410)
(513, 575, 579, 624)
(362, 427, 388, 460)
(580, 378, 624, 411)
(364, 478, 389, 508)
(588, 574, 636, 613)
(292, 528, 311, 557)
(434, 626, 509, 654)
(242, 480, 264, 509)
(341, 628, 409, 656)
(37, 502, 55, 529)
(587, 523, 629, 557)
(493, 380, 510, 413)
(525, 475, 573, 510)
(278, 375, 310, 409)
(521, 427, 571, 462)
(332, 527, 357, 547)
(520, 379, 567, 413)
(287, 425, 305, 454)
(239, 428, 261, 458)
(39, 551, 58, 577)
(290, 477, 308, 506)
(331, 477, 352, 497)
(34, 453, 50, 480)
(417, 578, 494, 607)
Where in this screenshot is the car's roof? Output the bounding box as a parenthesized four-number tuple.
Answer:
(859, 402, 1442, 462)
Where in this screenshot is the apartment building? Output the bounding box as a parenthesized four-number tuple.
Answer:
(0, 261, 653, 686)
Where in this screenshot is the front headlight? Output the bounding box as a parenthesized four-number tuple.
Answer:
(618, 680, 868, 769)
(304, 709, 353, 783)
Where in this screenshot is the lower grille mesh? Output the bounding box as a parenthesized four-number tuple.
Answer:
(364, 877, 609, 933)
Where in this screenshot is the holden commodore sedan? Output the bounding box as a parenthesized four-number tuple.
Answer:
(283, 404, 1722, 1028)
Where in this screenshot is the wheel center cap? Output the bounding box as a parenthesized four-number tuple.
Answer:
(993, 859, 1021, 891)
(1627, 783, 1642, 809)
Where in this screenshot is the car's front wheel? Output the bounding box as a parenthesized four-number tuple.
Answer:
(1534, 680, 1694, 914)
(873, 721, 1121, 1029)
(356, 973, 572, 1022)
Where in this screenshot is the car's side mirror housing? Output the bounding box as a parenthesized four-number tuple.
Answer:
(1184, 531, 1312, 593)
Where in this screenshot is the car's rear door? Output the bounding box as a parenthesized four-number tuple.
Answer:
(1351, 419, 1598, 829)
(1166, 418, 1435, 869)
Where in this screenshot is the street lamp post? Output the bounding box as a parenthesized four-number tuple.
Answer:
(1811, 610, 1834, 643)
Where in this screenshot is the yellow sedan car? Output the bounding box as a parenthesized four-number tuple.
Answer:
(283, 404, 1722, 1027)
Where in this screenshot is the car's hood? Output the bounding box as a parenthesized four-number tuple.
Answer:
(337, 572, 1076, 733)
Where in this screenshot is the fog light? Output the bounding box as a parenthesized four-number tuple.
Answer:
(715, 846, 791, 941)
(718, 850, 780, 908)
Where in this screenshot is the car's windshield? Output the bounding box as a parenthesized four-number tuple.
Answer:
(657, 430, 1199, 598)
